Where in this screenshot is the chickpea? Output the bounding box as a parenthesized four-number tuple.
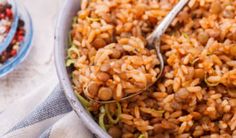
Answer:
(108, 126, 122, 138)
(119, 72, 127, 80)
(230, 45, 236, 57)
(98, 87, 113, 101)
(110, 49, 121, 59)
(194, 69, 205, 80)
(86, 82, 100, 98)
(198, 31, 209, 45)
(97, 72, 110, 82)
(100, 63, 111, 72)
(210, 1, 222, 14)
(178, 11, 188, 23)
(149, 16, 157, 25)
(175, 88, 188, 99)
(92, 38, 106, 49)
(115, 44, 124, 53)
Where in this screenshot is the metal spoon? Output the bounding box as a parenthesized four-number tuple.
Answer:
(86, 0, 189, 104)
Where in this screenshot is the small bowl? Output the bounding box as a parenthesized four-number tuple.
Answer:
(0, 0, 19, 54)
(0, 1, 33, 77)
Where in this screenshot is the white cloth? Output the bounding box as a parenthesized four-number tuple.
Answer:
(0, 0, 93, 137)
(0, 0, 62, 111)
(0, 82, 93, 138)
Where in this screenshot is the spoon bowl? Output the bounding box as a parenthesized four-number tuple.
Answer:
(85, 0, 189, 104)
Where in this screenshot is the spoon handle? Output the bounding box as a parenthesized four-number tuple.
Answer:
(148, 0, 189, 43)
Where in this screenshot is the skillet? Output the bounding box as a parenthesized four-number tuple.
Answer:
(54, 0, 111, 138)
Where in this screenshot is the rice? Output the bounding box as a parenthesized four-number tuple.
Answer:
(67, 0, 236, 137)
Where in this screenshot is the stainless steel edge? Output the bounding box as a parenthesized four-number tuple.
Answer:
(54, 0, 111, 137)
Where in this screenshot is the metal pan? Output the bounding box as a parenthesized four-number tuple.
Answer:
(54, 0, 110, 138)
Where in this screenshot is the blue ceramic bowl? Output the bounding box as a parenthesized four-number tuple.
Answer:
(0, 1, 33, 77)
(0, 0, 19, 54)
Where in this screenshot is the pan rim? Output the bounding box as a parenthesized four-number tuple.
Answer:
(54, 0, 111, 138)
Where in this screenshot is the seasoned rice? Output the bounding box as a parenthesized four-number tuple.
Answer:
(67, 0, 236, 137)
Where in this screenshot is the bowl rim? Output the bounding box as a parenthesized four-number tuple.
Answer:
(54, 1, 111, 138)
(0, 1, 33, 77)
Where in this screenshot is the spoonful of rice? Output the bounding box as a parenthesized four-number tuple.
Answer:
(82, 0, 189, 103)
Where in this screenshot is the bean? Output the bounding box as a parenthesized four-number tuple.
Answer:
(98, 87, 113, 101)
(97, 72, 110, 81)
(210, 1, 222, 14)
(178, 11, 188, 23)
(115, 44, 124, 53)
(86, 82, 100, 98)
(194, 69, 205, 79)
(92, 38, 106, 49)
(230, 45, 236, 57)
(100, 63, 111, 72)
(108, 126, 122, 138)
(175, 88, 189, 99)
(149, 16, 157, 25)
(197, 31, 209, 45)
(110, 49, 121, 59)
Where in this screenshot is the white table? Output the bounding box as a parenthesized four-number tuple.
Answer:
(0, 0, 65, 111)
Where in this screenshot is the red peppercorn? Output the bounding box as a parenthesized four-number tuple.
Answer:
(17, 29, 25, 36)
(5, 26, 10, 32)
(10, 49, 17, 56)
(0, 13, 5, 19)
(5, 8, 12, 18)
(17, 35, 24, 42)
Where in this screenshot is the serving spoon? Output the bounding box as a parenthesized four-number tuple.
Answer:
(85, 0, 189, 104)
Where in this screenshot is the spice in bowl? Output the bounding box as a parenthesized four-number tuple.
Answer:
(0, 19, 25, 65)
(0, 0, 14, 43)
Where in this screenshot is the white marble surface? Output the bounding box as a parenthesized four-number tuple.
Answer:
(0, 0, 65, 111)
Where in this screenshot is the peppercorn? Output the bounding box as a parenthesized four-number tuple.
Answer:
(0, 18, 26, 64)
(5, 8, 12, 18)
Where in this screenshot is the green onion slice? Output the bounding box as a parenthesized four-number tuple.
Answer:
(86, 17, 100, 22)
(66, 59, 75, 67)
(138, 134, 145, 138)
(204, 74, 220, 87)
(105, 102, 121, 124)
(75, 92, 90, 108)
(72, 17, 77, 24)
(190, 58, 199, 66)
(183, 32, 189, 39)
(68, 31, 72, 46)
(99, 106, 106, 131)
